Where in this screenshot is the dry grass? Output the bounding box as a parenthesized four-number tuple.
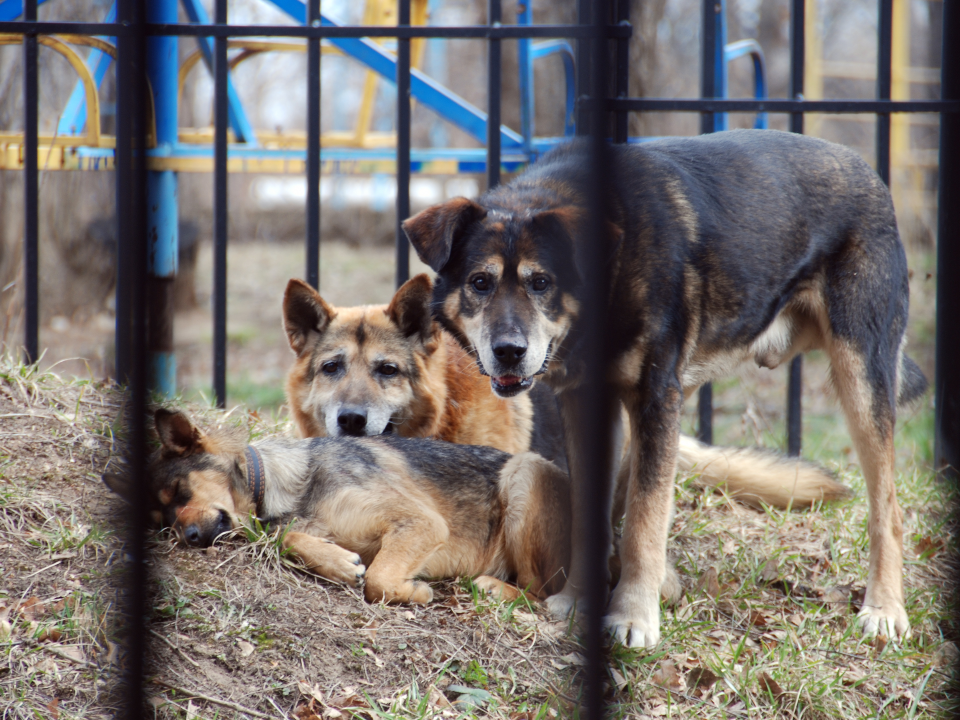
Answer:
(0, 351, 953, 718)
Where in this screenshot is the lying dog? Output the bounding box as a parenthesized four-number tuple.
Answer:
(282, 273, 847, 513)
(403, 129, 927, 646)
(103, 409, 571, 604)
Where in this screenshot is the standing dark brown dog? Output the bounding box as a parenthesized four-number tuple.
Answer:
(402, 129, 927, 647)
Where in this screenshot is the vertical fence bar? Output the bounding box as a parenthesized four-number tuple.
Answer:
(213, 0, 228, 407)
(876, 0, 892, 185)
(115, 0, 150, 712)
(306, 0, 320, 289)
(935, 1, 960, 479)
(516, 1, 533, 153)
(786, 0, 805, 456)
(580, 1, 613, 716)
(697, 0, 717, 444)
(146, 0, 179, 396)
(487, 0, 501, 189)
(22, 0, 38, 365)
(395, 0, 411, 289)
(613, 0, 629, 144)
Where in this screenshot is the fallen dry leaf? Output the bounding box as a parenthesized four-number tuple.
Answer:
(46, 698, 60, 720)
(747, 609, 767, 627)
(687, 665, 719, 694)
(185, 700, 199, 720)
(758, 672, 785, 702)
(651, 659, 683, 692)
(694, 567, 720, 598)
(759, 558, 779, 584)
(298, 681, 324, 705)
(610, 667, 628, 692)
(38, 628, 62, 643)
(428, 685, 453, 708)
(935, 641, 959, 667)
(822, 584, 853, 605)
(914, 536, 944, 559)
(872, 634, 889, 654)
(237, 640, 255, 657)
(17, 597, 45, 622)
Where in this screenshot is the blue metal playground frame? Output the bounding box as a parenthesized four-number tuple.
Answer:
(0, 0, 768, 396)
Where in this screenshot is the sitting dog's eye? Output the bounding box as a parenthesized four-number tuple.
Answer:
(379, 363, 398, 377)
(321, 361, 339, 374)
(471, 275, 491, 293)
(531, 276, 550, 292)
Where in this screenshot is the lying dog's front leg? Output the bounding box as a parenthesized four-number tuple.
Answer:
(605, 379, 683, 648)
(282, 531, 367, 587)
(544, 385, 620, 621)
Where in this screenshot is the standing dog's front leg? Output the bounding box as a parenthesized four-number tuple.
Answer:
(544, 385, 622, 620)
(605, 373, 683, 648)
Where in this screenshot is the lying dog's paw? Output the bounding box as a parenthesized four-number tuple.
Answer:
(474, 575, 523, 602)
(606, 584, 661, 649)
(327, 546, 366, 587)
(409, 580, 434, 605)
(857, 598, 910, 643)
(544, 591, 578, 619)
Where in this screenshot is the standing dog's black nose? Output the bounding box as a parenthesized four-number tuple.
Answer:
(493, 340, 527, 366)
(337, 409, 368, 435)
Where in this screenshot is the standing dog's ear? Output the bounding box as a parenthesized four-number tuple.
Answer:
(283, 278, 337, 356)
(155, 408, 203, 457)
(402, 197, 487, 273)
(386, 274, 435, 344)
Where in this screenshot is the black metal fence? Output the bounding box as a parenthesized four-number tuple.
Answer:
(2, 0, 959, 715)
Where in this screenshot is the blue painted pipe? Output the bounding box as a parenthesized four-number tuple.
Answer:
(146, 0, 179, 396)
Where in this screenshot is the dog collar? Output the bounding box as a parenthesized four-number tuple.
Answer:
(244, 445, 266, 515)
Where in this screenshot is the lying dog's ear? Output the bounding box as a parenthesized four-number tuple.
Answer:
(283, 278, 336, 355)
(155, 408, 203, 457)
(386, 274, 435, 343)
(102, 464, 134, 502)
(402, 197, 487, 273)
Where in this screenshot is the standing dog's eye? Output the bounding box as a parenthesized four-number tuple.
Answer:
(321, 361, 339, 374)
(471, 275, 491, 293)
(531, 276, 550, 292)
(378, 363, 398, 377)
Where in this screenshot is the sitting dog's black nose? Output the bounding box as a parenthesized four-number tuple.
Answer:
(493, 340, 527, 365)
(338, 409, 368, 435)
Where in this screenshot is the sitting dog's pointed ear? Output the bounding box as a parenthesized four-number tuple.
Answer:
(402, 197, 487, 273)
(387, 274, 435, 343)
(155, 408, 203, 457)
(283, 278, 336, 356)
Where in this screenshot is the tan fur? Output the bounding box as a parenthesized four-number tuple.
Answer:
(284, 276, 536, 454)
(132, 410, 573, 606)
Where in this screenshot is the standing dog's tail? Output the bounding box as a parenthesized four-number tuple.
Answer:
(898, 353, 928, 408)
(676, 435, 851, 509)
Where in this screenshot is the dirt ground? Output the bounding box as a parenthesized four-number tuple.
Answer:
(0, 239, 952, 719)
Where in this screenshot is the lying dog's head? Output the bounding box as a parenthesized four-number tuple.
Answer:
(283, 275, 440, 438)
(103, 409, 249, 547)
(402, 197, 582, 398)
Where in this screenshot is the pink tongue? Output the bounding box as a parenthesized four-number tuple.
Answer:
(495, 375, 522, 387)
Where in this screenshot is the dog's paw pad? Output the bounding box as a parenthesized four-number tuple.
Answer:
(409, 581, 434, 605)
(544, 593, 577, 619)
(605, 618, 660, 649)
(856, 604, 910, 643)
